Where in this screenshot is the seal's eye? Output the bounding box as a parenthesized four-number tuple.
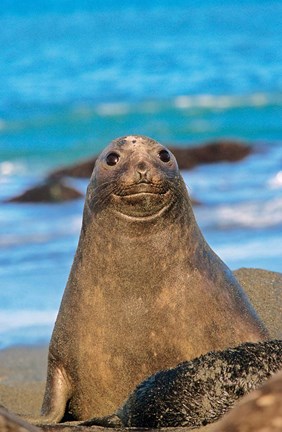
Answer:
(159, 149, 171, 163)
(106, 152, 120, 166)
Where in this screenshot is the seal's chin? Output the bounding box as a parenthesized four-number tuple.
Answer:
(112, 188, 173, 221)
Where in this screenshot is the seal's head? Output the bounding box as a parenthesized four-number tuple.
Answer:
(87, 135, 183, 220)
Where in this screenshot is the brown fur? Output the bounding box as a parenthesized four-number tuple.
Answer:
(41, 135, 268, 422)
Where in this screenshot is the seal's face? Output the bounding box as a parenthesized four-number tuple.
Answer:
(89, 135, 181, 220)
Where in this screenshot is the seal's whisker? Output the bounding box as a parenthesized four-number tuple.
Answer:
(184, 182, 192, 192)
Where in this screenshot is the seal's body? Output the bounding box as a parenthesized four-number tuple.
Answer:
(84, 340, 282, 429)
(213, 369, 282, 432)
(42, 135, 268, 422)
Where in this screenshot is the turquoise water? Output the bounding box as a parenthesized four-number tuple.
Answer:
(0, 0, 281, 348)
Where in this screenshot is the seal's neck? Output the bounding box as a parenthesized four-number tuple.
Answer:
(65, 187, 205, 301)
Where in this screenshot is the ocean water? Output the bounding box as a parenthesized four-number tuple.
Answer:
(0, 0, 281, 348)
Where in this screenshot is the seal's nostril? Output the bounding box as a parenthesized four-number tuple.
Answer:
(136, 161, 151, 183)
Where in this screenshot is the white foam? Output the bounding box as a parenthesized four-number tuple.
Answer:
(196, 197, 282, 229)
(0, 215, 81, 248)
(0, 310, 57, 334)
(268, 171, 282, 189)
(0, 161, 26, 176)
(216, 237, 282, 261)
(96, 102, 130, 116)
(218, 199, 282, 229)
(174, 93, 282, 110)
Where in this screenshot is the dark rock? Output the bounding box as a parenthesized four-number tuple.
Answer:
(49, 157, 97, 180)
(212, 370, 282, 432)
(48, 139, 252, 179)
(5, 180, 83, 203)
(170, 139, 252, 170)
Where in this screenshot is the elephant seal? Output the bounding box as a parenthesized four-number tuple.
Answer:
(213, 369, 282, 432)
(83, 340, 282, 429)
(41, 135, 268, 422)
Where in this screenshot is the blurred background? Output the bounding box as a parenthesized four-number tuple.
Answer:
(0, 0, 281, 348)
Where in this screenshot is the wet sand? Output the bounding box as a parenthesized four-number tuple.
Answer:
(0, 268, 281, 431)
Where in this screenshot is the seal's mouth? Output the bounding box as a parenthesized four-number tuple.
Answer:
(111, 183, 173, 221)
(114, 182, 168, 197)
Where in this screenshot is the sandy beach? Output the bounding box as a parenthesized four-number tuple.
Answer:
(0, 345, 47, 418)
(0, 345, 215, 432)
(0, 267, 281, 431)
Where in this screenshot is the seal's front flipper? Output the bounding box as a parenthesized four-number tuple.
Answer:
(40, 362, 72, 424)
(81, 414, 123, 428)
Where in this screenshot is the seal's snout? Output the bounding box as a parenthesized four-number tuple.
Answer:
(136, 161, 151, 183)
